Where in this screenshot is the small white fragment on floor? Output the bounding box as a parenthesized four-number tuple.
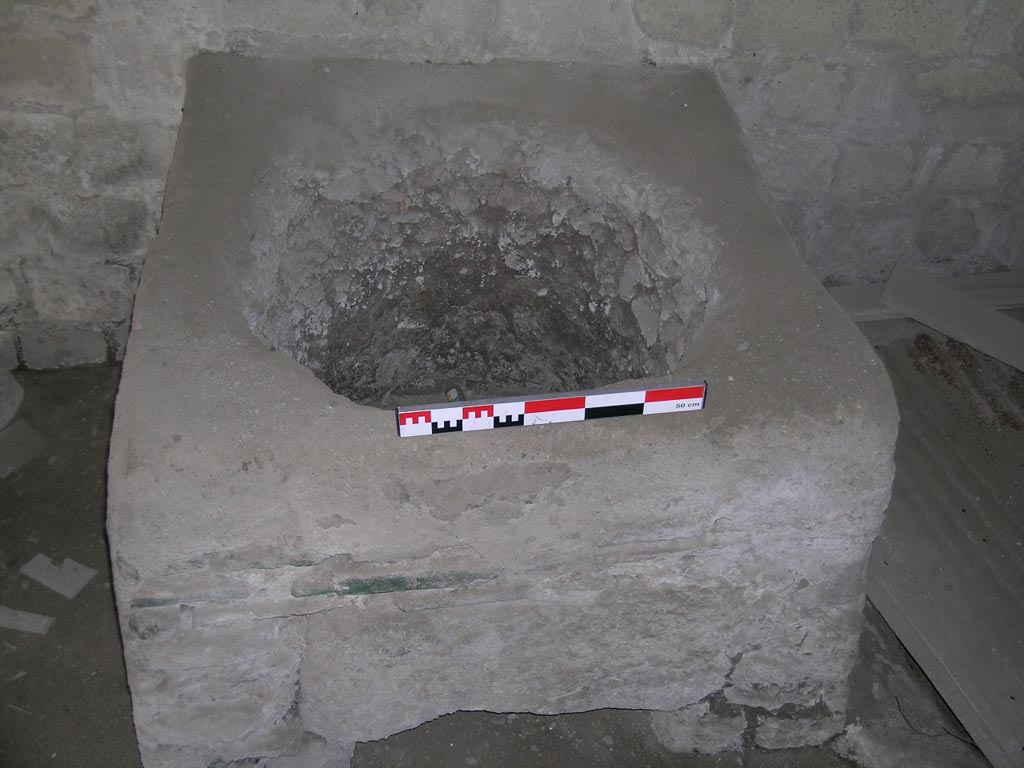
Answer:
(0, 420, 46, 479)
(0, 605, 55, 635)
(20, 554, 97, 599)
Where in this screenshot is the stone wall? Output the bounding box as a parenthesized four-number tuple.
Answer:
(1, 0, 1021, 367)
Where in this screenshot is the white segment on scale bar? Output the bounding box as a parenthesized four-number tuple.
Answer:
(642, 398, 704, 415)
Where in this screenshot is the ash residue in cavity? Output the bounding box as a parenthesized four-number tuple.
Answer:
(287, 172, 667, 407)
(908, 333, 1023, 431)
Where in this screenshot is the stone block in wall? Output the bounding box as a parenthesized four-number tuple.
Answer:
(0, 111, 74, 187)
(836, 141, 917, 198)
(94, 0, 639, 121)
(713, 56, 767, 125)
(0, 29, 93, 111)
(842, 61, 923, 143)
(1011, 218, 1024, 271)
(917, 203, 981, 265)
(40, 194, 151, 258)
(23, 254, 134, 325)
(88, 1, 204, 122)
(0, 207, 31, 324)
(930, 145, 1006, 194)
(825, 216, 918, 284)
(634, 0, 732, 45)
(73, 110, 176, 189)
(1007, 186, 1024, 254)
(852, 0, 974, 57)
(0, 261, 21, 317)
(491, 0, 639, 63)
(749, 130, 835, 195)
(0, 331, 17, 369)
(915, 64, 1024, 105)
(767, 61, 846, 126)
(217, 1, 383, 57)
(213, 0, 360, 40)
(9, 0, 97, 20)
(734, 0, 851, 54)
(20, 324, 107, 368)
(921, 99, 1024, 147)
(973, 0, 1024, 56)
(0, 192, 41, 259)
(769, 199, 826, 276)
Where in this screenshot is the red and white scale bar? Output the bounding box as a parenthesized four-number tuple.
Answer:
(395, 381, 707, 438)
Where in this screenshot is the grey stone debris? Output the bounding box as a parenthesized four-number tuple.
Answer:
(20, 554, 98, 600)
(0, 368, 23, 430)
(0, 605, 55, 635)
(107, 55, 898, 768)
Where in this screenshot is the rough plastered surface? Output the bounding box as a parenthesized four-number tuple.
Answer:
(107, 55, 898, 767)
(244, 125, 711, 406)
(1, 0, 1021, 368)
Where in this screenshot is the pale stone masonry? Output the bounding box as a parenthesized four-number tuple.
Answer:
(108, 55, 899, 766)
(0, 0, 1021, 366)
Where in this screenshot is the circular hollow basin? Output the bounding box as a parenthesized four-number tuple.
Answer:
(244, 138, 708, 407)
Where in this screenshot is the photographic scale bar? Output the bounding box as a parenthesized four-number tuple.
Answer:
(395, 381, 707, 438)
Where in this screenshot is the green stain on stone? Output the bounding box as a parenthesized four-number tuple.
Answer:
(292, 571, 480, 598)
(340, 575, 422, 594)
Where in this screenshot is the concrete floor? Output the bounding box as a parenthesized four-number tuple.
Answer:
(0, 365, 138, 767)
(864, 313, 1024, 768)
(0, 339, 993, 768)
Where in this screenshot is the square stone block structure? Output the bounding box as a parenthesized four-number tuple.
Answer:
(108, 54, 898, 767)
